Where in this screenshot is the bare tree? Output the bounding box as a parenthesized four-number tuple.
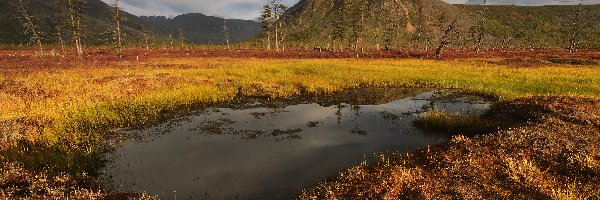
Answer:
(223, 19, 230, 50)
(56, 26, 66, 55)
(58, 0, 85, 57)
(569, 0, 584, 53)
(16, 0, 43, 55)
(142, 27, 150, 51)
(178, 27, 185, 49)
(259, 0, 287, 52)
(259, 4, 273, 50)
(475, 0, 487, 53)
(169, 33, 173, 49)
(273, 1, 287, 52)
(112, 0, 123, 58)
(435, 19, 458, 58)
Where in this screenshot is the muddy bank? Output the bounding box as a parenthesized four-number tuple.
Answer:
(299, 96, 600, 199)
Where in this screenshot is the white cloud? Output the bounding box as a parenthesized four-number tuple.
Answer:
(102, 0, 299, 20)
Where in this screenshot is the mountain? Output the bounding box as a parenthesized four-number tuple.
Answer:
(140, 14, 262, 44)
(281, 0, 471, 50)
(456, 4, 600, 49)
(0, 0, 164, 46)
(280, 0, 600, 50)
(0, 0, 261, 47)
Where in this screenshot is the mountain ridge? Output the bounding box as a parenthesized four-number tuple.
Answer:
(0, 0, 261, 46)
(140, 13, 262, 44)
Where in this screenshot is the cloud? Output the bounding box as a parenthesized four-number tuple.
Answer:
(102, 0, 299, 20)
(102, 0, 600, 19)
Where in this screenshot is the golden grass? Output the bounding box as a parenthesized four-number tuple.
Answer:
(2, 58, 600, 142)
(1, 56, 599, 198)
(0, 57, 599, 171)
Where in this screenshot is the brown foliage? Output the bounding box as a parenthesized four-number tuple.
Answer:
(299, 96, 600, 199)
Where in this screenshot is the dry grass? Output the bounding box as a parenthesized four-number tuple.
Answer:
(299, 96, 600, 199)
(0, 54, 599, 198)
(413, 111, 500, 136)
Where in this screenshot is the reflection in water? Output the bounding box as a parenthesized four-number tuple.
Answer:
(101, 88, 490, 199)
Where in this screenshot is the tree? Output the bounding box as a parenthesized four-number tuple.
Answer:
(472, 0, 487, 53)
(259, 4, 273, 50)
(112, 0, 123, 58)
(380, 1, 397, 50)
(142, 27, 150, 51)
(434, 18, 458, 58)
(273, 1, 287, 52)
(413, 0, 433, 51)
(16, 0, 43, 55)
(259, 0, 287, 52)
(178, 27, 185, 49)
(56, 0, 85, 57)
(223, 19, 230, 50)
(347, 0, 368, 52)
(569, 0, 584, 53)
(331, 0, 345, 52)
(56, 26, 66, 55)
(169, 33, 173, 49)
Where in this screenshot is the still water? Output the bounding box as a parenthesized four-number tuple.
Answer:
(101, 88, 490, 199)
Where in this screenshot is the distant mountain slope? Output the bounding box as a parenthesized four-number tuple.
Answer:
(281, 0, 600, 50)
(282, 0, 471, 50)
(141, 14, 262, 44)
(456, 4, 600, 49)
(0, 0, 260, 47)
(0, 0, 164, 46)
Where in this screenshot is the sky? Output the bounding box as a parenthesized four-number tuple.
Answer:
(101, 0, 600, 20)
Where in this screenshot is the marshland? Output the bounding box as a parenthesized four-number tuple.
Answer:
(2, 0, 600, 198)
(1, 49, 599, 198)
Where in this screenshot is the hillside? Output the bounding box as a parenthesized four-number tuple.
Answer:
(280, 0, 600, 50)
(456, 4, 600, 49)
(282, 0, 471, 50)
(0, 0, 261, 47)
(141, 14, 262, 44)
(0, 0, 164, 46)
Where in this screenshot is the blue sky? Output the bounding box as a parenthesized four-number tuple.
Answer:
(101, 0, 600, 20)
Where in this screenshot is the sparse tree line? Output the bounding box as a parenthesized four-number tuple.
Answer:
(9, 0, 600, 57)
(265, 0, 600, 57)
(10, 0, 168, 57)
(259, 0, 288, 52)
(10, 0, 258, 57)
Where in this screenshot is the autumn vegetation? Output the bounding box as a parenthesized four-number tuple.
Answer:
(0, 48, 598, 198)
(1, 0, 600, 198)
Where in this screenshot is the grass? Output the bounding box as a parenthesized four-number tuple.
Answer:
(1, 55, 599, 197)
(413, 111, 500, 136)
(299, 96, 600, 199)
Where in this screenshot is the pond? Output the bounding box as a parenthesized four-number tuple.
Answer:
(100, 88, 491, 199)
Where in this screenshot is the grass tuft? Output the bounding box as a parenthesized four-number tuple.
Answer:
(414, 111, 499, 136)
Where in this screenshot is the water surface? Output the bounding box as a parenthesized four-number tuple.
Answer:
(101, 88, 490, 199)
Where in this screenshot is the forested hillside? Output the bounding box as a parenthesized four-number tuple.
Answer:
(281, 0, 471, 51)
(0, 0, 261, 47)
(279, 0, 600, 50)
(457, 4, 600, 49)
(0, 0, 164, 46)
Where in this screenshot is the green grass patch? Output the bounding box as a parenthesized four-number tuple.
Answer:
(414, 111, 500, 136)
